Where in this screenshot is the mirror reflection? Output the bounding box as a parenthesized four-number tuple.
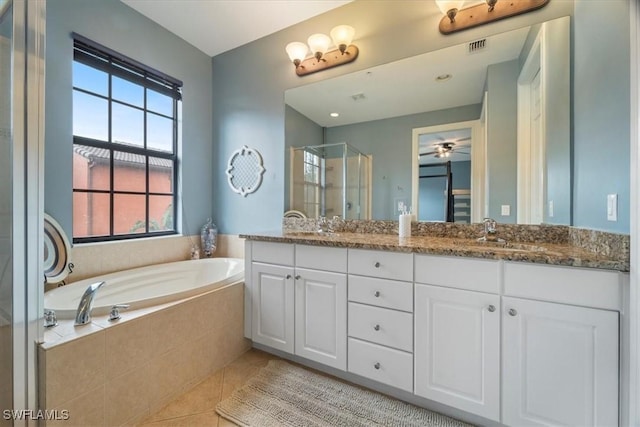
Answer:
(285, 16, 570, 224)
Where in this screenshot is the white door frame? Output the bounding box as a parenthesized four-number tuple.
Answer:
(411, 120, 481, 221)
(517, 25, 546, 225)
(629, 1, 639, 424)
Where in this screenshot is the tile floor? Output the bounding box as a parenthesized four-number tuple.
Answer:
(138, 348, 281, 426)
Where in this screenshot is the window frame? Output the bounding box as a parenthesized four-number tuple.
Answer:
(72, 35, 182, 244)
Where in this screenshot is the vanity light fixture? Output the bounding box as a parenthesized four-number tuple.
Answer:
(437, 0, 550, 35)
(285, 25, 358, 76)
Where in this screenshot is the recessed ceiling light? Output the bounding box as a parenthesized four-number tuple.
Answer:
(330, 112, 339, 118)
(435, 74, 453, 82)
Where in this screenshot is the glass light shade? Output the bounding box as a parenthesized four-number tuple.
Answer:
(307, 33, 332, 56)
(285, 42, 309, 63)
(330, 25, 355, 47)
(435, 0, 465, 15)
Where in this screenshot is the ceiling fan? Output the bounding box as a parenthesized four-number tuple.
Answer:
(419, 137, 471, 158)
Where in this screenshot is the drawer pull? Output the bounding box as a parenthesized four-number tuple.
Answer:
(374, 262, 381, 268)
(374, 362, 381, 370)
(508, 308, 517, 316)
(295, 275, 301, 280)
(374, 291, 381, 297)
(374, 324, 380, 331)
(286, 274, 292, 279)
(487, 305, 496, 312)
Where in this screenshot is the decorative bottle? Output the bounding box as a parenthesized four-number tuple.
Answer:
(200, 218, 218, 257)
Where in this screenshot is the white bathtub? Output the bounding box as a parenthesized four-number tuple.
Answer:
(44, 258, 244, 319)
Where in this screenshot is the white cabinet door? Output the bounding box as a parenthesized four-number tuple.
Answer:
(415, 284, 500, 421)
(294, 268, 347, 370)
(251, 262, 295, 353)
(502, 297, 619, 427)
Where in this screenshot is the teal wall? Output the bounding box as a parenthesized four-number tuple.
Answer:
(419, 161, 471, 222)
(45, 0, 214, 237)
(212, 0, 576, 233)
(486, 60, 519, 223)
(284, 105, 323, 212)
(324, 104, 481, 219)
(573, 0, 629, 232)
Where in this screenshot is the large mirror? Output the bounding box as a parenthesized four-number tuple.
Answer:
(285, 16, 570, 224)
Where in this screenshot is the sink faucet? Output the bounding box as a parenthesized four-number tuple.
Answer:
(75, 281, 106, 326)
(478, 218, 503, 242)
(317, 216, 329, 233)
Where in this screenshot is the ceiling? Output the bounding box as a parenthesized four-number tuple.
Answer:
(285, 26, 530, 128)
(419, 128, 472, 165)
(121, 0, 353, 57)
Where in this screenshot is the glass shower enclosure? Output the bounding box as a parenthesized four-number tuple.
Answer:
(290, 143, 371, 220)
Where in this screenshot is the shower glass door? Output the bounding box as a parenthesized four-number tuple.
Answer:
(0, 1, 14, 423)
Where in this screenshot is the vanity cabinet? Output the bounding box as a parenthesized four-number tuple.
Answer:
(502, 296, 619, 427)
(414, 255, 501, 421)
(347, 249, 414, 392)
(250, 242, 296, 353)
(249, 242, 347, 370)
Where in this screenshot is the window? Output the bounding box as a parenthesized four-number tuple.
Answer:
(72, 34, 182, 243)
(302, 151, 323, 217)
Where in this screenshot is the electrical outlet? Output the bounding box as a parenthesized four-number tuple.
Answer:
(501, 205, 510, 216)
(607, 194, 617, 221)
(548, 200, 554, 217)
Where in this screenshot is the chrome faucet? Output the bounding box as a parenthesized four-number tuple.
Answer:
(75, 281, 106, 326)
(478, 218, 503, 242)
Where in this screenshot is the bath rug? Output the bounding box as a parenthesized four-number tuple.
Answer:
(216, 360, 473, 427)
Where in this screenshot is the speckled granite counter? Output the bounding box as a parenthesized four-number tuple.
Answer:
(240, 230, 629, 272)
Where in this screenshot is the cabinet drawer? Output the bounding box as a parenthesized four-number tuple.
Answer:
(414, 254, 500, 294)
(348, 249, 413, 281)
(348, 275, 413, 312)
(504, 262, 622, 311)
(252, 241, 294, 266)
(348, 302, 413, 352)
(295, 245, 347, 273)
(348, 338, 413, 392)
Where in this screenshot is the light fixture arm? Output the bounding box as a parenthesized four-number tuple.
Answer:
(486, 0, 497, 12)
(446, 8, 458, 23)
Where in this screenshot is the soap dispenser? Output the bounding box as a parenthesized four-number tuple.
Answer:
(200, 218, 218, 257)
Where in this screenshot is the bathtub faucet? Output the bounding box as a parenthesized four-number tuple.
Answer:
(74, 281, 106, 326)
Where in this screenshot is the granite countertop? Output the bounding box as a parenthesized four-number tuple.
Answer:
(240, 231, 629, 272)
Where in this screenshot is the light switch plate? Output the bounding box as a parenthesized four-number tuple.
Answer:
(607, 194, 617, 221)
(501, 205, 510, 216)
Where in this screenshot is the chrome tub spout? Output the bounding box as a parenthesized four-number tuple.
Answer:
(74, 281, 106, 325)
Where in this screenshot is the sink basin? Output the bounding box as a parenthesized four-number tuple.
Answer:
(453, 240, 549, 252)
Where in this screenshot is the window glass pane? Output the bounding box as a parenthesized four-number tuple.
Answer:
(73, 61, 108, 96)
(114, 194, 146, 235)
(147, 113, 173, 152)
(114, 150, 146, 192)
(112, 103, 143, 146)
(149, 157, 173, 193)
(147, 89, 173, 116)
(149, 195, 174, 232)
(73, 91, 108, 141)
(73, 191, 110, 238)
(73, 145, 110, 191)
(112, 76, 143, 107)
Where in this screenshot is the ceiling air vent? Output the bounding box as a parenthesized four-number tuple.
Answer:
(468, 38, 487, 54)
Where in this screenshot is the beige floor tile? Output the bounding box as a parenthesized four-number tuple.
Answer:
(143, 371, 223, 423)
(142, 348, 281, 426)
(140, 410, 219, 426)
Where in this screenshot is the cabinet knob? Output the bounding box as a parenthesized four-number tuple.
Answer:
(286, 274, 292, 279)
(487, 305, 496, 312)
(508, 308, 517, 316)
(374, 262, 380, 268)
(295, 275, 301, 280)
(374, 362, 381, 370)
(374, 291, 381, 298)
(374, 324, 380, 331)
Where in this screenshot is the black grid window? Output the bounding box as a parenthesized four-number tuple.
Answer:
(72, 34, 182, 243)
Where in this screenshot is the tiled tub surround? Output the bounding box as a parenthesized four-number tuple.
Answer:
(45, 234, 245, 291)
(277, 219, 629, 271)
(38, 281, 250, 427)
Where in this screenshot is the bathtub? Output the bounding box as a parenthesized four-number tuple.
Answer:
(44, 257, 244, 319)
